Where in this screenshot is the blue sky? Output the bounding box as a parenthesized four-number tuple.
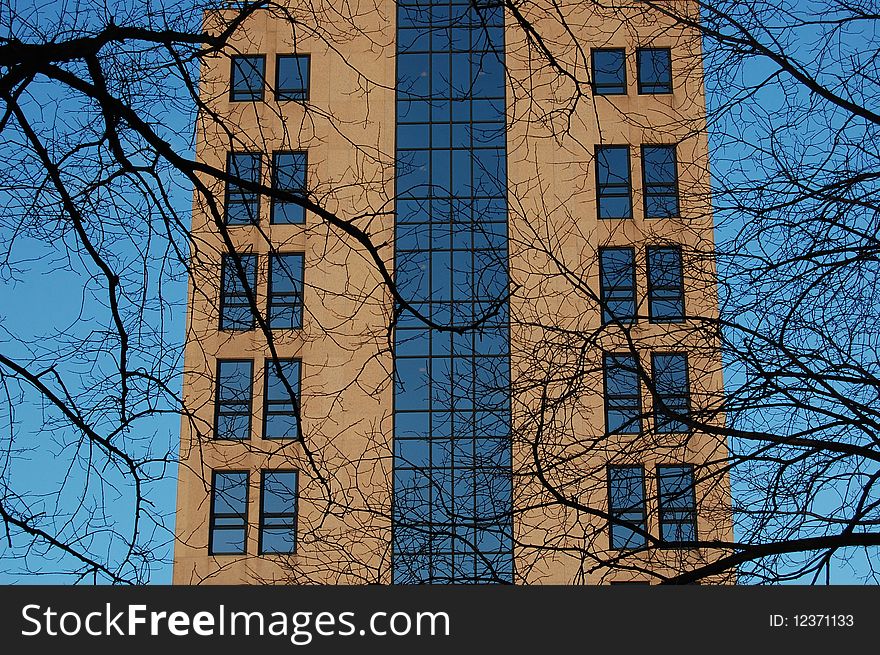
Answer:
(1, 0, 877, 584)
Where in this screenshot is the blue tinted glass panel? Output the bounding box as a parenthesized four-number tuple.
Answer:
(592, 49, 626, 95)
(216, 360, 252, 440)
(652, 354, 689, 433)
(271, 152, 306, 224)
(276, 55, 309, 101)
(220, 254, 257, 330)
(608, 466, 646, 549)
(231, 56, 264, 101)
(638, 48, 672, 94)
(658, 465, 697, 543)
(260, 471, 297, 553)
(642, 145, 679, 218)
(225, 153, 261, 225)
(268, 253, 304, 329)
(210, 471, 248, 554)
(596, 146, 632, 219)
(647, 246, 684, 321)
(599, 247, 636, 323)
(394, 0, 512, 584)
(604, 353, 641, 435)
(264, 359, 300, 439)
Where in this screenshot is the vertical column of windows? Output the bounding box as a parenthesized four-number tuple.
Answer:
(394, 0, 512, 584)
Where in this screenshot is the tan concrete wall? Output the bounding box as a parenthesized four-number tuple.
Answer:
(174, 0, 732, 585)
(505, 0, 733, 583)
(173, 3, 397, 584)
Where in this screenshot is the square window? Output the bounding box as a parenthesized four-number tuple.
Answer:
(592, 48, 626, 95)
(231, 55, 265, 101)
(275, 54, 309, 101)
(637, 48, 672, 94)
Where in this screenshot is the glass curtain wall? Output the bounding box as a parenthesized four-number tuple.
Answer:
(394, 0, 513, 583)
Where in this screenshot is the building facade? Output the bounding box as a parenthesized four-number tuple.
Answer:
(174, 0, 733, 584)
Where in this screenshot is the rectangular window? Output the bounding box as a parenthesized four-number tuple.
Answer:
(231, 55, 266, 101)
(647, 246, 684, 321)
(599, 247, 636, 324)
(225, 152, 261, 225)
(268, 253, 304, 329)
(260, 470, 298, 553)
(591, 48, 626, 95)
(215, 360, 253, 440)
(276, 54, 310, 101)
(637, 48, 672, 94)
(596, 146, 632, 219)
(658, 465, 697, 544)
(651, 353, 690, 433)
(210, 471, 248, 554)
(271, 151, 307, 224)
(264, 359, 301, 439)
(603, 353, 641, 435)
(642, 145, 679, 218)
(608, 465, 647, 549)
(220, 253, 257, 331)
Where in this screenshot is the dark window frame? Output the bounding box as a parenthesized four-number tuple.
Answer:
(657, 464, 698, 546)
(599, 246, 637, 324)
(267, 252, 305, 330)
(591, 48, 627, 96)
(219, 253, 257, 331)
(607, 465, 648, 550)
(259, 469, 299, 554)
(646, 245, 685, 322)
(603, 352, 642, 436)
(263, 358, 302, 440)
(651, 352, 691, 434)
(595, 145, 633, 220)
(636, 47, 672, 94)
(392, 0, 514, 584)
(214, 359, 254, 441)
(230, 54, 266, 102)
(641, 144, 680, 219)
(224, 151, 262, 225)
(270, 151, 308, 224)
(275, 54, 310, 102)
(209, 470, 249, 555)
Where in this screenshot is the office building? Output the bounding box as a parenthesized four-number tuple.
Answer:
(174, 0, 733, 584)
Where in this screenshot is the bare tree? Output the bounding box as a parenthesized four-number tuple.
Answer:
(1, 0, 878, 584)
